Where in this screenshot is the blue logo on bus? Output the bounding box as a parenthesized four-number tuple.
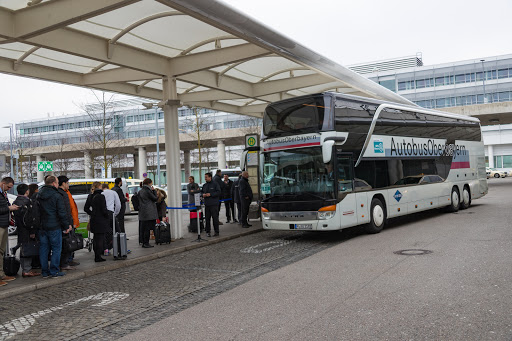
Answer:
(393, 190, 403, 202)
(374, 141, 384, 153)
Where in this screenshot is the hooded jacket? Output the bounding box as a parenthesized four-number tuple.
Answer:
(38, 185, 70, 231)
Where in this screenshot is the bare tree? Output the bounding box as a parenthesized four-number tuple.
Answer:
(184, 107, 214, 183)
(78, 91, 124, 178)
(54, 137, 74, 175)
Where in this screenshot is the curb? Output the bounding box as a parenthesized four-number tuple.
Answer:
(0, 228, 263, 300)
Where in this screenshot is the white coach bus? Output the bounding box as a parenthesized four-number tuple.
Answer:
(258, 93, 488, 233)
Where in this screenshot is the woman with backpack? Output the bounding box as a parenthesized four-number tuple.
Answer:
(84, 182, 109, 262)
(13, 184, 40, 277)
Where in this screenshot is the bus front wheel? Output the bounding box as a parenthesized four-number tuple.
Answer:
(366, 198, 386, 234)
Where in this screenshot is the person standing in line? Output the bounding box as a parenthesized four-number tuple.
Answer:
(239, 171, 253, 228)
(138, 178, 158, 248)
(212, 169, 225, 225)
(12, 184, 40, 278)
(222, 174, 235, 223)
(101, 183, 121, 254)
(38, 176, 72, 278)
(59, 177, 80, 267)
(0, 177, 19, 286)
(201, 172, 221, 237)
(27, 183, 41, 270)
(156, 188, 168, 223)
(112, 178, 127, 235)
(84, 182, 109, 262)
(57, 176, 77, 271)
(187, 176, 200, 231)
(232, 174, 242, 225)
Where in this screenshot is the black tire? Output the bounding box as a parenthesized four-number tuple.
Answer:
(494, 173, 500, 178)
(460, 186, 471, 210)
(365, 197, 386, 234)
(447, 187, 460, 212)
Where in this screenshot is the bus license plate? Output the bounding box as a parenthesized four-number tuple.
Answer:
(294, 224, 312, 230)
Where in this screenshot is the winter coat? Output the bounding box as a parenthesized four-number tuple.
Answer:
(222, 179, 233, 199)
(187, 182, 200, 206)
(0, 190, 10, 228)
(39, 185, 70, 231)
(213, 174, 225, 199)
(156, 190, 167, 220)
(112, 185, 127, 214)
(84, 190, 110, 234)
(13, 195, 35, 245)
(239, 177, 253, 203)
(201, 180, 221, 207)
(137, 185, 158, 221)
(232, 178, 241, 204)
(58, 188, 74, 229)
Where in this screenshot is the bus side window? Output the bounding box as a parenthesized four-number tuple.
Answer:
(337, 156, 353, 193)
(68, 184, 88, 195)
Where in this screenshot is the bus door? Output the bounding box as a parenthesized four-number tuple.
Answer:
(335, 150, 358, 228)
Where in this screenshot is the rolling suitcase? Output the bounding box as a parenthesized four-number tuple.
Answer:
(112, 213, 127, 260)
(154, 222, 171, 244)
(189, 211, 204, 233)
(3, 235, 20, 276)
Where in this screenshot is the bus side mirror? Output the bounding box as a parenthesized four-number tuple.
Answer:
(240, 150, 248, 171)
(322, 140, 335, 163)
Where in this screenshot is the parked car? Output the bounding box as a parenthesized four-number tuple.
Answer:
(127, 184, 168, 212)
(486, 167, 507, 178)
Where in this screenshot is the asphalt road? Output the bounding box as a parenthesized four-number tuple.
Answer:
(2, 178, 512, 340)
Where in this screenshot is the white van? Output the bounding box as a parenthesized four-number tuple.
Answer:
(68, 178, 131, 220)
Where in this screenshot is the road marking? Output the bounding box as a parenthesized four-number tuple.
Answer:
(0, 292, 129, 341)
(240, 239, 297, 254)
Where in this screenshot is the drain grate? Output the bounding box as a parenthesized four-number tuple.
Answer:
(393, 249, 433, 256)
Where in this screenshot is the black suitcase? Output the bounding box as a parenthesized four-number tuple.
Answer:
(154, 222, 171, 244)
(3, 235, 20, 277)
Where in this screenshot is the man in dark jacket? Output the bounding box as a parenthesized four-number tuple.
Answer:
(201, 172, 221, 237)
(138, 178, 158, 248)
(213, 170, 225, 224)
(112, 177, 127, 234)
(239, 171, 254, 228)
(0, 177, 19, 287)
(232, 174, 242, 225)
(13, 183, 40, 278)
(58, 176, 75, 270)
(222, 174, 235, 223)
(38, 175, 72, 278)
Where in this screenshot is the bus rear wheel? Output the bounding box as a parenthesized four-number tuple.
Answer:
(365, 198, 386, 234)
(460, 186, 471, 209)
(447, 187, 460, 212)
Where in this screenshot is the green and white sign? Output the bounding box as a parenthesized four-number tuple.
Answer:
(245, 134, 258, 148)
(38, 161, 53, 172)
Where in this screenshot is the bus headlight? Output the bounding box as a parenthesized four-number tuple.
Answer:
(318, 205, 336, 220)
(261, 207, 270, 220)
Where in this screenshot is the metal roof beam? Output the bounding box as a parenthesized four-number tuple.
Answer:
(178, 70, 253, 98)
(12, 0, 141, 39)
(0, 9, 13, 40)
(253, 74, 334, 97)
(83, 68, 157, 85)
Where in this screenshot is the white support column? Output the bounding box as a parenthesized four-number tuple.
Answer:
(216, 140, 226, 169)
(138, 146, 147, 178)
(84, 151, 93, 179)
(163, 76, 183, 239)
(133, 153, 139, 179)
(184, 150, 191, 177)
(488, 145, 494, 168)
(36, 155, 44, 183)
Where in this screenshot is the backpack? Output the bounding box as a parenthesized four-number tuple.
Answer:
(131, 193, 140, 211)
(23, 195, 42, 229)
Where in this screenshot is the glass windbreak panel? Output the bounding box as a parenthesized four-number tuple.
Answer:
(503, 155, 512, 168)
(263, 95, 331, 138)
(261, 147, 335, 201)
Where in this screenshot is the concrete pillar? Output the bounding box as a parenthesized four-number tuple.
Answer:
(36, 155, 44, 183)
(184, 150, 191, 178)
(138, 146, 147, 178)
(163, 76, 183, 239)
(488, 145, 494, 168)
(133, 153, 139, 179)
(216, 140, 226, 169)
(84, 152, 93, 179)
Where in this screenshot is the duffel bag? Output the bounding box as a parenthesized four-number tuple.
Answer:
(62, 230, 81, 253)
(20, 239, 40, 258)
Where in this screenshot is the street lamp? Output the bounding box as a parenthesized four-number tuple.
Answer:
(2, 124, 14, 182)
(142, 103, 161, 186)
(480, 59, 487, 104)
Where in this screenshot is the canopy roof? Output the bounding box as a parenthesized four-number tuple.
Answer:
(0, 0, 414, 117)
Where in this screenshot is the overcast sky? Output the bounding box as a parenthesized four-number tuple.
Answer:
(1, 0, 511, 138)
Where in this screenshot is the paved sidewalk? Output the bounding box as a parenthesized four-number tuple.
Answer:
(1, 214, 262, 300)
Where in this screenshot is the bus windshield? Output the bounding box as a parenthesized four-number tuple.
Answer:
(263, 95, 331, 138)
(261, 147, 335, 201)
